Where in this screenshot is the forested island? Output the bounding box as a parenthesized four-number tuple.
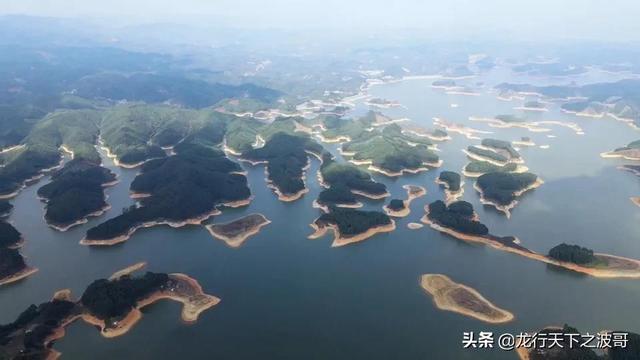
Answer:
(0, 221, 36, 286)
(475, 172, 542, 216)
(383, 185, 426, 217)
(37, 159, 117, 231)
(463, 160, 520, 177)
(206, 213, 271, 248)
(309, 206, 395, 247)
(420, 274, 514, 324)
(436, 170, 464, 202)
(241, 132, 322, 201)
(316, 153, 388, 209)
(421, 201, 640, 278)
(0, 264, 219, 359)
(83, 142, 251, 245)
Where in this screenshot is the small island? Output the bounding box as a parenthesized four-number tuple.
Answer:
(309, 206, 395, 247)
(475, 172, 542, 216)
(462, 160, 522, 177)
(420, 274, 514, 324)
(37, 159, 117, 231)
(383, 185, 426, 217)
(0, 264, 219, 359)
(436, 170, 464, 203)
(206, 213, 271, 248)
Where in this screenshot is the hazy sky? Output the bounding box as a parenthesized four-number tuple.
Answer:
(2, 0, 640, 41)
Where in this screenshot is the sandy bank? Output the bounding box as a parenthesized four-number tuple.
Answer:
(308, 221, 396, 247)
(0, 266, 38, 286)
(407, 222, 424, 230)
(420, 274, 514, 324)
(601, 149, 640, 161)
(383, 185, 426, 217)
(206, 213, 271, 248)
(80, 196, 251, 246)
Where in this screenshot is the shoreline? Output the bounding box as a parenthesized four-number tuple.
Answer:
(206, 213, 271, 248)
(383, 185, 426, 217)
(420, 210, 640, 278)
(420, 274, 514, 324)
(435, 178, 465, 204)
(0, 266, 38, 286)
(474, 178, 543, 218)
(80, 197, 251, 246)
(308, 221, 396, 247)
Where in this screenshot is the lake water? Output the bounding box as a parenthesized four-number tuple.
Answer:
(2, 66, 640, 359)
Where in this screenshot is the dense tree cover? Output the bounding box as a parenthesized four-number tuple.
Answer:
(342, 124, 439, 173)
(319, 153, 387, 202)
(318, 183, 359, 206)
(467, 145, 508, 163)
(86, 142, 250, 240)
(464, 161, 518, 175)
(37, 159, 116, 226)
(438, 171, 461, 191)
(427, 200, 488, 236)
(0, 248, 27, 279)
(0, 200, 12, 216)
(548, 243, 597, 265)
(73, 72, 281, 109)
(387, 199, 405, 211)
(0, 145, 60, 196)
(26, 109, 103, 162)
(476, 172, 538, 205)
(100, 105, 191, 165)
(242, 132, 322, 196)
(481, 138, 520, 159)
(0, 109, 104, 196)
(0, 299, 76, 358)
(561, 101, 590, 113)
(317, 206, 391, 236)
(225, 116, 306, 153)
(0, 221, 21, 248)
(321, 113, 373, 141)
(81, 272, 169, 320)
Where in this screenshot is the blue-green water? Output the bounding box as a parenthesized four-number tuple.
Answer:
(1, 67, 640, 359)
